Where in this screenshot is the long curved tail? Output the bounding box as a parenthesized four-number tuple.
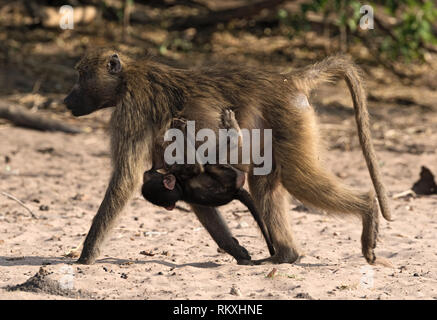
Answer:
(290, 55, 392, 221)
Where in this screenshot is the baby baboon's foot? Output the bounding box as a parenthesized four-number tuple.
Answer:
(221, 109, 239, 131)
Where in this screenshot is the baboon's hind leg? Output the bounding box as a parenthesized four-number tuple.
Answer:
(281, 164, 379, 264)
(248, 170, 302, 265)
(278, 110, 379, 264)
(361, 194, 379, 264)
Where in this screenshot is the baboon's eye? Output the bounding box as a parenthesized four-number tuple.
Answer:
(107, 54, 122, 74)
(77, 70, 88, 83)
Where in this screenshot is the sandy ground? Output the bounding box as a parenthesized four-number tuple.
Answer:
(0, 98, 436, 300)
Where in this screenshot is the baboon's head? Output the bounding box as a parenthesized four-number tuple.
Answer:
(64, 49, 126, 117)
(142, 170, 182, 211)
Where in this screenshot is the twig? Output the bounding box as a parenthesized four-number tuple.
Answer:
(392, 189, 416, 199)
(0, 191, 38, 219)
(64, 239, 84, 258)
(0, 102, 84, 134)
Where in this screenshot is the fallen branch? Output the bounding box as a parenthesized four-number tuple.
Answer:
(0, 102, 84, 134)
(0, 191, 38, 219)
(135, 0, 209, 10)
(170, 0, 287, 30)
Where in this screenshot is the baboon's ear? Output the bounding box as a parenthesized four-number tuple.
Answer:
(163, 174, 176, 190)
(107, 54, 122, 74)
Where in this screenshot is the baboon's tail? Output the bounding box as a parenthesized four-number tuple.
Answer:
(290, 55, 392, 221)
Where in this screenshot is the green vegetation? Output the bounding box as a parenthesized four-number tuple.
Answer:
(280, 0, 437, 61)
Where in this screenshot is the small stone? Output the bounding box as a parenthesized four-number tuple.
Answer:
(236, 222, 249, 229)
(39, 205, 49, 211)
(140, 250, 155, 256)
(230, 285, 242, 297)
(295, 292, 313, 300)
(71, 193, 84, 201)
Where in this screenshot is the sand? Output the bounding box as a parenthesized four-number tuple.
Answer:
(1, 101, 436, 300)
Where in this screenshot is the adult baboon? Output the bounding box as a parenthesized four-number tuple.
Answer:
(64, 49, 391, 265)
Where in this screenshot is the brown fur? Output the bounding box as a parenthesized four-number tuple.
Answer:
(64, 48, 391, 265)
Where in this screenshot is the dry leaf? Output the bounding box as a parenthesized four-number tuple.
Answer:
(266, 268, 278, 278)
(412, 166, 437, 195)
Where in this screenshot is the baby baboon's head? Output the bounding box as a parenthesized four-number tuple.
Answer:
(142, 169, 182, 211)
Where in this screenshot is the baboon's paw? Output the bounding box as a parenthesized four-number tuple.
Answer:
(237, 259, 255, 266)
(236, 249, 251, 261)
(76, 258, 94, 265)
(228, 237, 251, 261)
(76, 254, 96, 265)
(252, 253, 301, 265)
(362, 247, 376, 265)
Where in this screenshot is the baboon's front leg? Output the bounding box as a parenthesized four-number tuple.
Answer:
(78, 172, 140, 264)
(78, 140, 148, 265)
(190, 204, 251, 263)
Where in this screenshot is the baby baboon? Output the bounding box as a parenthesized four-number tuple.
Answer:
(143, 108, 275, 256)
(64, 49, 391, 266)
(142, 165, 275, 256)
